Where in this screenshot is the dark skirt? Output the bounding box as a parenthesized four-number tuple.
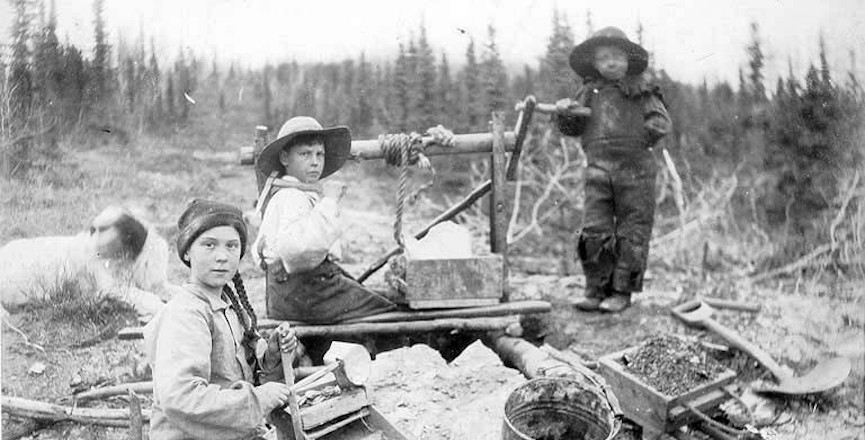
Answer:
(265, 258, 396, 324)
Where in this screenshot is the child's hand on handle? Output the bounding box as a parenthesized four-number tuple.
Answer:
(256, 381, 294, 412)
(555, 98, 590, 117)
(267, 322, 298, 357)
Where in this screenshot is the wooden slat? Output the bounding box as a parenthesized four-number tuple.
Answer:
(339, 300, 550, 324)
(300, 387, 369, 430)
(405, 256, 503, 309)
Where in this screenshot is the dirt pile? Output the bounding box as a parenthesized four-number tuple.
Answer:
(621, 335, 728, 396)
(366, 340, 525, 440)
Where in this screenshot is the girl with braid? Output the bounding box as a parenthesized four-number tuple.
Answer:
(144, 199, 297, 440)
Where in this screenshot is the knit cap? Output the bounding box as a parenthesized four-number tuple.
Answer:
(176, 199, 247, 266)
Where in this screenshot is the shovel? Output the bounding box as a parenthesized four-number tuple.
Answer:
(671, 299, 850, 395)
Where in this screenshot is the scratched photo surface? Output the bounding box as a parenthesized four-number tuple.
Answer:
(1, 1, 863, 439)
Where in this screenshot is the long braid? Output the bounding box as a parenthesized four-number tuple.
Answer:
(231, 272, 259, 341)
(222, 275, 259, 347)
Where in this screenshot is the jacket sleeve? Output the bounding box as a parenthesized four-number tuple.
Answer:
(152, 304, 268, 439)
(643, 88, 672, 143)
(261, 189, 342, 273)
(557, 86, 590, 137)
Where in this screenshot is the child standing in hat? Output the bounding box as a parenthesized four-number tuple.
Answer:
(252, 116, 397, 358)
(557, 27, 672, 313)
(144, 199, 297, 440)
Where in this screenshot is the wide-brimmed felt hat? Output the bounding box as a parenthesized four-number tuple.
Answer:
(255, 116, 351, 191)
(176, 199, 248, 266)
(569, 26, 648, 79)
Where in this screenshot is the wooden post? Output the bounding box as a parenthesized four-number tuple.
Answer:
(489, 111, 509, 302)
(507, 96, 536, 181)
(253, 126, 269, 191)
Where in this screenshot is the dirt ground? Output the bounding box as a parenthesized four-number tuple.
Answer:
(2, 110, 864, 439)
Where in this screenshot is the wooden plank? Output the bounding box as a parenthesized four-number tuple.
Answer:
(489, 111, 510, 302)
(407, 298, 501, 309)
(300, 387, 369, 430)
(306, 408, 369, 440)
(598, 348, 671, 434)
(405, 256, 503, 309)
(669, 385, 736, 426)
(120, 316, 517, 340)
(365, 405, 412, 440)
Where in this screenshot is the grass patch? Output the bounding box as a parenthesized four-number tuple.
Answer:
(15, 272, 140, 349)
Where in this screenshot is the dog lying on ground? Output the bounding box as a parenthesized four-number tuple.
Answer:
(0, 206, 181, 321)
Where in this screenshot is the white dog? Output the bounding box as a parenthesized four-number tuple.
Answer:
(0, 206, 180, 320)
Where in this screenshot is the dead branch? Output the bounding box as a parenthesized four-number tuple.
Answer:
(830, 170, 861, 251)
(1, 396, 151, 427)
(749, 243, 833, 283)
(508, 137, 582, 245)
(662, 148, 687, 232)
(2, 319, 46, 353)
(74, 382, 153, 402)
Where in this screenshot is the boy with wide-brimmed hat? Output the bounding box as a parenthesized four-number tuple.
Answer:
(252, 117, 397, 342)
(557, 27, 672, 313)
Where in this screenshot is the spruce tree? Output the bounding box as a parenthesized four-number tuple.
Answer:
(393, 43, 410, 131)
(746, 22, 765, 102)
(435, 53, 453, 128)
(461, 38, 482, 131)
(480, 24, 508, 115)
(91, 0, 111, 105)
(539, 8, 578, 102)
(416, 23, 438, 129)
(9, 0, 34, 126)
(355, 53, 374, 135)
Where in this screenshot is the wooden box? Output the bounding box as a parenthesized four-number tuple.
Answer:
(598, 346, 736, 439)
(404, 255, 504, 309)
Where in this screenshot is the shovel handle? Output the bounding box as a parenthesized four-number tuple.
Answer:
(281, 345, 296, 385)
(699, 318, 789, 381)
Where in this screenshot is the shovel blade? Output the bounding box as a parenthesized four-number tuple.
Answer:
(753, 357, 851, 395)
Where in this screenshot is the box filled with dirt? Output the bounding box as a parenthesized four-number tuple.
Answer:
(598, 335, 736, 436)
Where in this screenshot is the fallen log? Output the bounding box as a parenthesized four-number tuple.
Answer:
(74, 382, 153, 402)
(120, 316, 519, 340)
(240, 132, 518, 164)
(337, 300, 550, 324)
(487, 335, 573, 378)
(1, 396, 151, 427)
(74, 367, 326, 402)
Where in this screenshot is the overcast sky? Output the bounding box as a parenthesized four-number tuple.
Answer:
(1, 0, 863, 87)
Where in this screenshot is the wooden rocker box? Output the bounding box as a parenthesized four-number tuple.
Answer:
(598, 345, 736, 439)
(403, 255, 504, 309)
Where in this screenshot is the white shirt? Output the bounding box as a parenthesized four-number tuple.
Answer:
(252, 176, 343, 274)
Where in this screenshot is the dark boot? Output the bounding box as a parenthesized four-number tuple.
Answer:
(599, 291, 632, 313)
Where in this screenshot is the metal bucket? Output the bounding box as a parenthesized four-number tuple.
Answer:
(503, 377, 621, 440)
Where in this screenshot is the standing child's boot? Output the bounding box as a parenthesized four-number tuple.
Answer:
(599, 291, 631, 313)
(571, 286, 607, 311)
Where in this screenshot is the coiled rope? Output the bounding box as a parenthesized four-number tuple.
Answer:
(378, 125, 455, 293)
